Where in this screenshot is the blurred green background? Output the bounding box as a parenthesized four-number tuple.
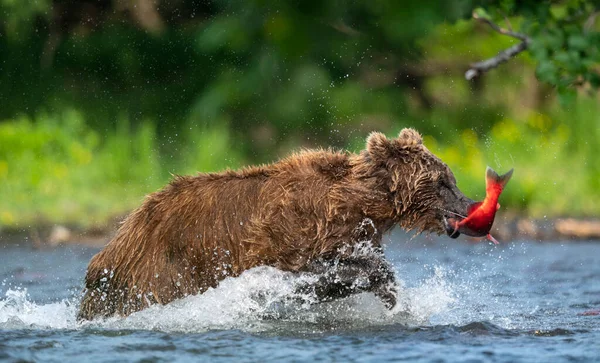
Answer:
(0, 0, 599, 230)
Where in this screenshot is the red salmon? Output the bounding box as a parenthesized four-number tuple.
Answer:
(454, 167, 513, 244)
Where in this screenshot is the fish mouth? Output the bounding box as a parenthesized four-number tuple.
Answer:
(443, 216, 461, 239)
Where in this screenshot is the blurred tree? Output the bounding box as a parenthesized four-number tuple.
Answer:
(467, 0, 600, 104)
(0, 0, 477, 153)
(1, 0, 599, 226)
(0, 0, 597, 152)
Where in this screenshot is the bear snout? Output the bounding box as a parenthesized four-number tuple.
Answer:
(444, 217, 461, 238)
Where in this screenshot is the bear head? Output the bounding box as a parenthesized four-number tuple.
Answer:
(366, 128, 473, 238)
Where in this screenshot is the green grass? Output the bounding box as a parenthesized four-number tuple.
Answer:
(0, 110, 243, 229)
(0, 97, 598, 230)
(425, 97, 600, 218)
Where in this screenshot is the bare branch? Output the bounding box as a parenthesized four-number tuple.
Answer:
(465, 42, 529, 80)
(584, 11, 599, 33)
(329, 21, 361, 36)
(497, 9, 514, 32)
(472, 11, 530, 42)
(465, 12, 532, 81)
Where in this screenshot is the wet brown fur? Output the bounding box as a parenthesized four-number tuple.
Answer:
(78, 129, 470, 320)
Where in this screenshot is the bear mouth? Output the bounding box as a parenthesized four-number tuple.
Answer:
(443, 216, 461, 239)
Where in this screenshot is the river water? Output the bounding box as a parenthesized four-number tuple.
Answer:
(1, 232, 599, 362)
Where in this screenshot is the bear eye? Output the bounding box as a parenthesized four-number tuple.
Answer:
(438, 178, 449, 188)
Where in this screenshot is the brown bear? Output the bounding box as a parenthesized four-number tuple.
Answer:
(77, 128, 474, 320)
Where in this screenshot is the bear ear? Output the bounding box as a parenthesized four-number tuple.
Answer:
(397, 128, 423, 147)
(366, 132, 391, 160)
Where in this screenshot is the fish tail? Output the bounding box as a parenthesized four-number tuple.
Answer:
(486, 166, 513, 189)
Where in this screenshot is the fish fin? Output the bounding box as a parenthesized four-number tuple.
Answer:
(486, 167, 514, 189)
(486, 233, 499, 245)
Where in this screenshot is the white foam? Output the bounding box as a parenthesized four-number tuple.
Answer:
(0, 265, 456, 333)
(403, 266, 456, 323)
(0, 289, 78, 329)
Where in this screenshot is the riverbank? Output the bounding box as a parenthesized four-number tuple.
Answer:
(487, 216, 600, 242)
(1, 215, 599, 248)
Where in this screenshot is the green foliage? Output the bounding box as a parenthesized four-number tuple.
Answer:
(0, 0, 599, 228)
(0, 0, 50, 39)
(478, 0, 600, 99)
(0, 111, 242, 228)
(0, 0, 477, 153)
(428, 97, 600, 217)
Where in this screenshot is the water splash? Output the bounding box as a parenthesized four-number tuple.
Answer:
(404, 267, 456, 322)
(0, 265, 456, 333)
(0, 289, 78, 329)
